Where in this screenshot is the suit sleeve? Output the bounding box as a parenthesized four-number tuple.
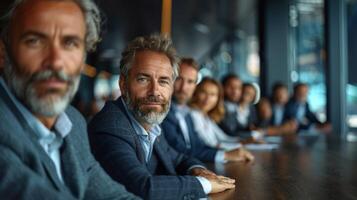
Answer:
(305, 104, 321, 124)
(0, 145, 76, 200)
(67, 106, 140, 200)
(84, 156, 141, 200)
(88, 129, 206, 200)
(161, 118, 217, 162)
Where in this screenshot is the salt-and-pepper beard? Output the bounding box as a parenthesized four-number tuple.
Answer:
(3, 53, 80, 117)
(123, 89, 171, 126)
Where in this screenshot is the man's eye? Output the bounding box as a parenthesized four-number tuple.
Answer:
(24, 37, 41, 47)
(137, 77, 148, 83)
(188, 80, 196, 84)
(64, 39, 79, 49)
(159, 80, 170, 85)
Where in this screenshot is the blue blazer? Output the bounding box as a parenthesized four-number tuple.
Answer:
(218, 102, 257, 138)
(161, 106, 218, 162)
(284, 99, 321, 130)
(88, 98, 206, 200)
(0, 80, 138, 200)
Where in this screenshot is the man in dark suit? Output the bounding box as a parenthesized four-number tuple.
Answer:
(218, 74, 246, 136)
(162, 58, 254, 163)
(88, 35, 236, 200)
(284, 83, 331, 132)
(271, 82, 290, 126)
(0, 0, 138, 199)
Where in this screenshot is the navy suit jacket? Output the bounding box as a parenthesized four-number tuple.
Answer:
(88, 98, 206, 200)
(218, 102, 256, 138)
(161, 106, 218, 162)
(0, 80, 138, 200)
(284, 99, 321, 130)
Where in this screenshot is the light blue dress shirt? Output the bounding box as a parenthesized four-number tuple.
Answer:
(273, 104, 284, 125)
(0, 78, 71, 183)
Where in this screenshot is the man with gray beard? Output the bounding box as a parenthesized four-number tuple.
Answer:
(88, 35, 236, 200)
(0, 0, 139, 199)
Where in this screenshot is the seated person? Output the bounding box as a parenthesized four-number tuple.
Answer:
(218, 74, 244, 136)
(255, 98, 297, 136)
(222, 74, 242, 109)
(162, 58, 254, 163)
(284, 83, 331, 132)
(0, 0, 138, 199)
(220, 82, 260, 139)
(88, 35, 236, 200)
(271, 82, 289, 126)
(189, 78, 243, 150)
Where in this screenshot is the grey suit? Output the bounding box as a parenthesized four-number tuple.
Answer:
(0, 81, 140, 200)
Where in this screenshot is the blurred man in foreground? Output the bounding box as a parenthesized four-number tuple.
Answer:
(0, 0, 139, 199)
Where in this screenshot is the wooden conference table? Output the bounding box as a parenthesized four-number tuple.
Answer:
(207, 134, 357, 200)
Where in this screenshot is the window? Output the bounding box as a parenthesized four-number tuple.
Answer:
(289, 0, 327, 121)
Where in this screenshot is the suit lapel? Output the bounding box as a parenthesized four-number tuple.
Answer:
(184, 115, 196, 146)
(133, 134, 146, 164)
(115, 99, 146, 164)
(153, 137, 176, 175)
(0, 82, 66, 191)
(60, 135, 84, 199)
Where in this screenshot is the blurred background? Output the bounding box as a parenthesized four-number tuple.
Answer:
(1, 0, 356, 140)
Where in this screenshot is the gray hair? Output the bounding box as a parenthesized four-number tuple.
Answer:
(119, 34, 180, 81)
(0, 0, 101, 52)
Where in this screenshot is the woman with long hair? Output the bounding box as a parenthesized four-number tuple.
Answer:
(189, 78, 241, 150)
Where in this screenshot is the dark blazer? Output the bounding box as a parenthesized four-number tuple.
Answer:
(218, 102, 256, 138)
(88, 98, 206, 200)
(0, 81, 139, 200)
(284, 99, 321, 130)
(161, 106, 218, 162)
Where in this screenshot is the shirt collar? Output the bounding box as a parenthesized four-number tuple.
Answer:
(225, 101, 238, 113)
(121, 97, 161, 137)
(0, 77, 72, 140)
(172, 103, 190, 116)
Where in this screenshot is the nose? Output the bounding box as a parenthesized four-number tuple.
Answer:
(178, 80, 187, 92)
(148, 80, 161, 97)
(43, 43, 64, 71)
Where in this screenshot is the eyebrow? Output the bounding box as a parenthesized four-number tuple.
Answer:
(136, 73, 151, 78)
(137, 73, 172, 81)
(19, 31, 84, 43)
(20, 31, 47, 40)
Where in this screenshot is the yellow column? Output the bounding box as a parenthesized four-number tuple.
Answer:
(161, 0, 172, 36)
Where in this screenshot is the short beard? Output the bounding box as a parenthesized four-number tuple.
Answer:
(123, 90, 170, 126)
(3, 58, 80, 117)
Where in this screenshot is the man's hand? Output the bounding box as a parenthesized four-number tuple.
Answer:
(190, 168, 217, 179)
(207, 176, 235, 193)
(224, 147, 254, 162)
(190, 167, 236, 193)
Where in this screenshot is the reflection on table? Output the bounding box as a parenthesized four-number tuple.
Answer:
(207, 134, 357, 200)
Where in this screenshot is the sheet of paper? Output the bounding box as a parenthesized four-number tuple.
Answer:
(244, 143, 279, 151)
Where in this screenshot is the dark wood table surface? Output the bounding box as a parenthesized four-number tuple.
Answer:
(207, 135, 357, 200)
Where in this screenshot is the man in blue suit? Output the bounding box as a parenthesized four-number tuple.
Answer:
(162, 58, 254, 163)
(88, 35, 236, 200)
(284, 83, 331, 132)
(0, 0, 138, 199)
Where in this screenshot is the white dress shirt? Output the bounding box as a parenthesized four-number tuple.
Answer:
(190, 109, 241, 151)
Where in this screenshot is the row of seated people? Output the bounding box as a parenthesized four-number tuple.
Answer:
(255, 83, 332, 136)
(0, 0, 331, 199)
(220, 77, 331, 138)
(162, 59, 332, 166)
(0, 0, 254, 199)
